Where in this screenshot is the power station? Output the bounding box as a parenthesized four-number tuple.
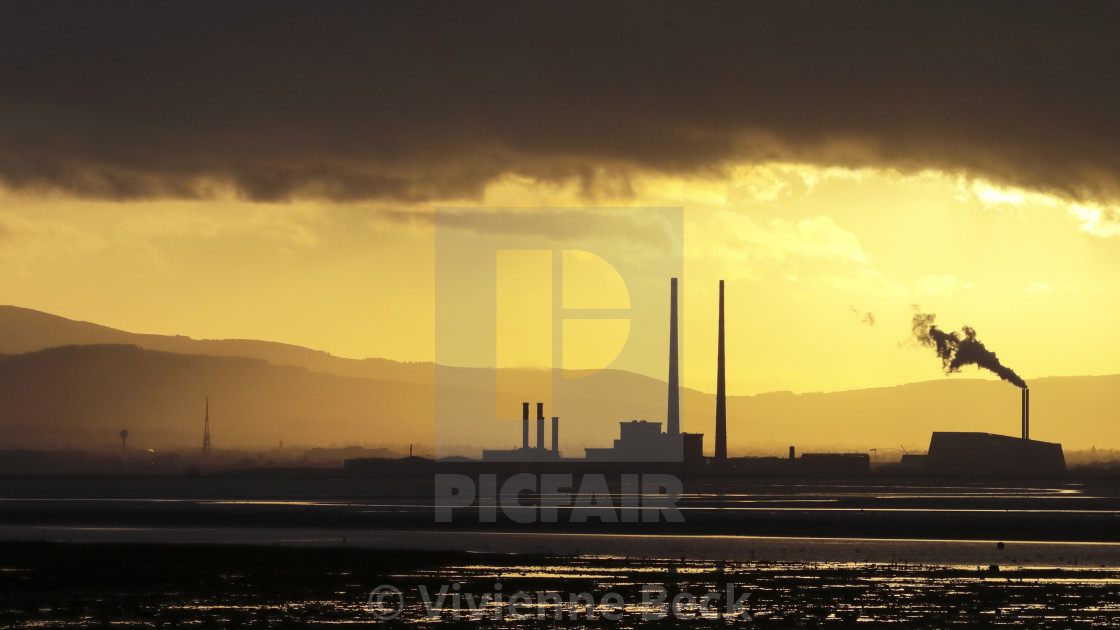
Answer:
(481, 402, 562, 462)
(585, 277, 701, 462)
(433, 276, 1064, 475)
(910, 387, 1065, 474)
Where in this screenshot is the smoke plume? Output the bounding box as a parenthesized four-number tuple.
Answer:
(911, 312, 1027, 388)
(851, 306, 875, 326)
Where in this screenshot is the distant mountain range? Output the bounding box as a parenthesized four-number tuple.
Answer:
(0, 305, 433, 383)
(0, 305, 1117, 454)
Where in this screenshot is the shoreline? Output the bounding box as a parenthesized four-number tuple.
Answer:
(5, 526, 1120, 568)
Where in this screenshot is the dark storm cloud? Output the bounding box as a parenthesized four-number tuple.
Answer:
(1, 2, 1119, 204)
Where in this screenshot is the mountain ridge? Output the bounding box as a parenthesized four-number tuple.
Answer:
(2, 306, 1119, 453)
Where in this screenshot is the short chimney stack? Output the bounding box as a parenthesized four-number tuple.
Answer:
(522, 402, 530, 449)
(536, 402, 545, 449)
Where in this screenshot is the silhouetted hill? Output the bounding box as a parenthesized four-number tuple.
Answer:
(0, 305, 432, 383)
(2, 307, 1120, 454)
(1, 344, 1119, 454)
(0, 343, 701, 454)
(730, 377, 1120, 454)
(0, 344, 433, 451)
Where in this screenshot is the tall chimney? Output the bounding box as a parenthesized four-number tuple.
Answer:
(667, 277, 680, 437)
(1022, 388, 1029, 440)
(551, 417, 559, 454)
(537, 402, 545, 450)
(522, 402, 530, 449)
(715, 280, 727, 461)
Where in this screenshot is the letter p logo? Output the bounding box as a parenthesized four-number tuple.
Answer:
(434, 207, 682, 459)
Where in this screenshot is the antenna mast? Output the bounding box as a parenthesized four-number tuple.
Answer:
(202, 397, 211, 455)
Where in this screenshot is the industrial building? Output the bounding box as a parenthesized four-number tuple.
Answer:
(479, 277, 867, 472)
(480, 277, 708, 465)
(923, 431, 1065, 474)
(481, 402, 563, 462)
(795, 452, 871, 474)
(580, 277, 706, 463)
(436, 276, 1065, 477)
(899, 389, 1066, 474)
(583, 420, 704, 462)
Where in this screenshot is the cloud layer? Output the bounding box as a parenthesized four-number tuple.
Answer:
(1, 2, 1118, 204)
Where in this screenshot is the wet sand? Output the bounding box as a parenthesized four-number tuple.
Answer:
(5, 525, 1120, 569)
(4, 475, 1120, 543)
(2, 541, 1120, 628)
(5, 476, 1120, 627)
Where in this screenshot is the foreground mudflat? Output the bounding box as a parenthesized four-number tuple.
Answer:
(2, 541, 1119, 628)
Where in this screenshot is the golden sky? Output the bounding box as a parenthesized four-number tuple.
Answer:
(3, 163, 1118, 396)
(6, 3, 1120, 455)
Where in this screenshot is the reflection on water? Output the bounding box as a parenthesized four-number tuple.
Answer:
(8, 524, 1120, 569)
(5, 477, 1120, 626)
(0, 481, 1111, 519)
(5, 545, 1120, 628)
(373, 556, 1120, 626)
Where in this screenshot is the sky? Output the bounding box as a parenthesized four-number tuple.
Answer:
(2, 2, 1120, 396)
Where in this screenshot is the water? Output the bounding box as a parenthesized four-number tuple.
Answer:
(4, 525, 1120, 567)
(4, 476, 1120, 627)
(2, 542, 1120, 627)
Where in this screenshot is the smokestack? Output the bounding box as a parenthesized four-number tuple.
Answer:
(715, 280, 727, 461)
(522, 402, 530, 449)
(667, 277, 680, 437)
(1022, 388, 1030, 440)
(789, 445, 795, 460)
(537, 402, 545, 450)
(551, 417, 559, 454)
